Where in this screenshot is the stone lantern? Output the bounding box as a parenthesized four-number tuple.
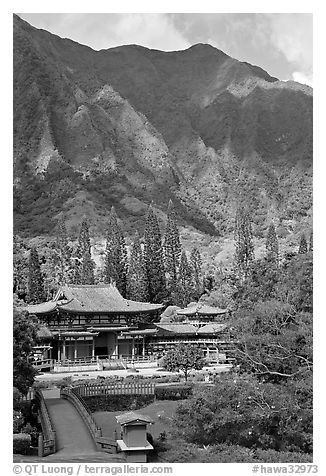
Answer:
(115, 411, 154, 463)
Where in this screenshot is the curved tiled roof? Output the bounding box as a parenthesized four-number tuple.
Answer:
(155, 322, 227, 335)
(25, 301, 58, 315)
(57, 284, 163, 314)
(25, 284, 163, 315)
(176, 303, 227, 316)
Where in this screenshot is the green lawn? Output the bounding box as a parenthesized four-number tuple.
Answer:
(93, 400, 182, 440)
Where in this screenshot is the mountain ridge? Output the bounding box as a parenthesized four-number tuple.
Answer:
(13, 15, 312, 239)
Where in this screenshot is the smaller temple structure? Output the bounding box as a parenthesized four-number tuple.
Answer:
(116, 412, 154, 462)
(120, 303, 232, 363)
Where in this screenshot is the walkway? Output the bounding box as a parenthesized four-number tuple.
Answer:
(42, 389, 98, 457)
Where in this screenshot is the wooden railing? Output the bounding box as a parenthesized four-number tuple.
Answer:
(60, 387, 116, 453)
(73, 382, 156, 398)
(31, 359, 54, 370)
(34, 389, 56, 457)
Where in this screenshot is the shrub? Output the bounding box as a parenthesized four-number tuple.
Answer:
(13, 387, 23, 409)
(13, 410, 24, 433)
(85, 394, 154, 412)
(55, 377, 73, 389)
(155, 384, 193, 400)
(254, 449, 313, 463)
(162, 440, 200, 462)
(13, 433, 31, 454)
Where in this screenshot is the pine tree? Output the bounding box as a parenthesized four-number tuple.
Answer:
(127, 232, 148, 301)
(163, 201, 181, 289)
(144, 205, 166, 302)
(234, 206, 254, 277)
(73, 217, 95, 284)
(54, 219, 73, 285)
(13, 235, 28, 301)
(309, 231, 313, 252)
(299, 233, 308, 254)
(266, 223, 279, 263)
(190, 247, 203, 299)
(27, 248, 45, 304)
(103, 206, 128, 296)
(176, 250, 194, 307)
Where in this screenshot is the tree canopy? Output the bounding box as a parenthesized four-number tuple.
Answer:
(163, 344, 205, 381)
(13, 308, 39, 395)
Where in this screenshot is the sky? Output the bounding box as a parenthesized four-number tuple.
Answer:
(17, 13, 313, 86)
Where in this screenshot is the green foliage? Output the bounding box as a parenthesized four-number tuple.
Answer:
(233, 301, 312, 382)
(162, 344, 205, 381)
(234, 207, 254, 277)
(266, 223, 279, 263)
(154, 384, 193, 400)
(13, 433, 31, 454)
(163, 201, 181, 288)
(298, 233, 308, 254)
(13, 410, 25, 433)
(13, 235, 28, 301)
(173, 250, 194, 307)
(73, 217, 95, 284)
(144, 206, 166, 302)
(309, 231, 313, 252)
(104, 206, 128, 296)
(13, 308, 38, 395)
(52, 219, 74, 285)
(27, 248, 45, 303)
(189, 247, 203, 299)
(84, 394, 154, 412)
(171, 373, 312, 453)
(277, 253, 313, 313)
(160, 440, 312, 463)
(127, 231, 148, 301)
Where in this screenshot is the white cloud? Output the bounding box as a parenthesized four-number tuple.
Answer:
(267, 14, 312, 78)
(19, 13, 190, 51)
(112, 14, 190, 51)
(292, 71, 313, 87)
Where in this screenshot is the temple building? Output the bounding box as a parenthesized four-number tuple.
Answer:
(26, 284, 233, 369)
(26, 284, 163, 363)
(121, 303, 232, 363)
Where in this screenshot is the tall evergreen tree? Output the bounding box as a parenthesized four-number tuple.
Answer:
(144, 205, 166, 302)
(176, 250, 194, 307)
(27, 248, 45, 304)
(309, 231, 313, 252)
(73, 217, 95, 284)
(54, 219, 73, 285)
(103, 206, 128, 296)
(234, 206, 254, 277)
(299, 233, 308, 254)
(127, 232, 148, 301)
(266, 223, 279, 263)
(190, 247, 203, 299)
(13, 235, 28, 301)
(163, 201, 181, 288)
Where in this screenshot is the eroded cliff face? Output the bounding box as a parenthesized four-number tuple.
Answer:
(13, 15, 312, 238)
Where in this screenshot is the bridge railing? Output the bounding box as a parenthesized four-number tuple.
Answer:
(73, 382, 156, 398)
(34, 389, 56, 457)
(60, 387, 117, 453)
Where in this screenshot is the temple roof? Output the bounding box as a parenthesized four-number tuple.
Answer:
(26, 284, 163, 315)
(176, 303, 227, 316)
(26, 301, 58, 315)
(155, 322, 227, 335)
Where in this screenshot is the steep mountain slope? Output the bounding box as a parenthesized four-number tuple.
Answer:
(13, 15, 312, 238)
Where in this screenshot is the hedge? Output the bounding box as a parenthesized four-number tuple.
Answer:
(154, 385, 193, 400)
(13, 433, 31, 454)
(85, 394, 155, 412)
